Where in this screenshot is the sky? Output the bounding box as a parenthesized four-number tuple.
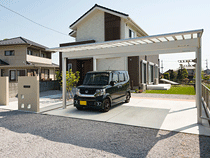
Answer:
(0, 0, 210, 72)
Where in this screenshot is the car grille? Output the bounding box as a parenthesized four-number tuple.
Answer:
(80, 88, 96, 95)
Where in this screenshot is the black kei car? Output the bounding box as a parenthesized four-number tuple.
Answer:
(74, 70, 131, 112)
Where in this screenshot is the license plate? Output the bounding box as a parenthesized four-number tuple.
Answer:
(80, 101, 87, 105)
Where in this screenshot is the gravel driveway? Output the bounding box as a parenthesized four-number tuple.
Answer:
(0, 109, 209, 158)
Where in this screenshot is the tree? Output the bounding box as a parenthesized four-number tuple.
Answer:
(177, 68, 188, 82)
(169, 70, 177, 81)
(164, 73, 170, 80)
(193, 71, 204, 80)
(56, 70, 80, 99)
(203, 75, 210, 81)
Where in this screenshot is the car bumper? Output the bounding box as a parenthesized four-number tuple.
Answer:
(74, 95, 105, 109)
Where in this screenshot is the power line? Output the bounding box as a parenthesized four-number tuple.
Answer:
(0, 3, 68, 36)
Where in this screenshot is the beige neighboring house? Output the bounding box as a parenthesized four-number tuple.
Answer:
(0, 37, 59, 82)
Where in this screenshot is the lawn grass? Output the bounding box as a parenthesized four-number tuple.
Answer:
(145, 85, 195, 95)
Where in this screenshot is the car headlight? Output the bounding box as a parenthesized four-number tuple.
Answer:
(76, 88, 80, 96)
(95, 89, 106, 97)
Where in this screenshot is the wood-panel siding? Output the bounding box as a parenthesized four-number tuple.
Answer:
(105, 12, 121, 41)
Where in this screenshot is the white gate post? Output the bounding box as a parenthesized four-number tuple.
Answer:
(196, 33, 202, 124)
(62, 57, 67, 109)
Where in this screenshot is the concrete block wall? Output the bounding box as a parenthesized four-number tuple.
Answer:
(39, 80, 60, 92)
(9, 80, 60, 98)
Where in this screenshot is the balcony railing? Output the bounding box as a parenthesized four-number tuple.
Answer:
(201, 83, 210, 122)
(26, 55, 52, 65)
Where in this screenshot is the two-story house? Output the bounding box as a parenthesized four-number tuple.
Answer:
(59, 4, 159, 87)
(0, 37, 59, 82)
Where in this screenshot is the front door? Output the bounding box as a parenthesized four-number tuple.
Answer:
(77, 58, 93, 85)
(128, 56, 139, 88)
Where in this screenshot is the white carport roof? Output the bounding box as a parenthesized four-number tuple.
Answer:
(48, 29, 203, 59)
(48, 29, 204, 125)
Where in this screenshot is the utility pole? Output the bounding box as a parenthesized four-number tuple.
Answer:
(161, 60, 163, 74)
(206, 59, 208, 70)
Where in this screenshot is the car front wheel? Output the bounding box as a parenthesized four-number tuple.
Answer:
(102, 99, 110, 112)
(125, 92, 130, 103)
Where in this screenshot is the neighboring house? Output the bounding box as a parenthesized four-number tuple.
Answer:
(59, 4, 159, 87)
(0, 37, 59, 82)
(165, 67, 195, 81)
(204, 69, 210, 75)
(185, 67, 195, 80)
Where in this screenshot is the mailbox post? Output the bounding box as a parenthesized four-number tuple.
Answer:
(18, 76, 39, 112)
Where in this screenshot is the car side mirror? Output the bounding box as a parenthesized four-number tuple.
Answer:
(110, 81, 115, 86)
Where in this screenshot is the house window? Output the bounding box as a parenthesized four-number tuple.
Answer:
(129, 29, 135, 38)
(27, 50, 33, 55)
(10, 70, 16, 81)
(1, 69, 4, 77)
(68, 63, 72, 71)
(17, 70, 25, 76)
(143, 63, 147, 83)
(150, 65, 154, 82)
(5, 50, 15, 56)
(44, 69, 49, 79)
(41, 53, 47, 58)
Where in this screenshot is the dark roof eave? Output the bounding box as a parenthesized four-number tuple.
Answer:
(69, 31, 74, 36)
(0, 59, 9, 65)
(0, 43, 29, 47)
(0, 37, 48, 49)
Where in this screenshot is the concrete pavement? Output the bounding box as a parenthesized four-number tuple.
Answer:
(44, 97, 210, 136)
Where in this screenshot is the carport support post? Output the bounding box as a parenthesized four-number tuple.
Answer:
(196, 33, 202, 124)
(62, 57, 67, 109)
(93, 56, 96, 71)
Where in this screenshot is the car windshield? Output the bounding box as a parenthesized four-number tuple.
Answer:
(83, 73, 110, 85)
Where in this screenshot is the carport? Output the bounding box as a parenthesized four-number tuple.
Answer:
(48, 29, 204, 124)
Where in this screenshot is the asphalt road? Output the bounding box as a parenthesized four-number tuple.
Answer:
(0, 109, 210, 158)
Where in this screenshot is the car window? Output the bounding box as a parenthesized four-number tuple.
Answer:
(83, 73, 109, 85)
(112, 73, 119, 83)
(119, 73, 125, 82)
(124, 72, 128, 81)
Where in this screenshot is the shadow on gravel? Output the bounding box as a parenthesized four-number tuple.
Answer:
(0, 109, 209, 157)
